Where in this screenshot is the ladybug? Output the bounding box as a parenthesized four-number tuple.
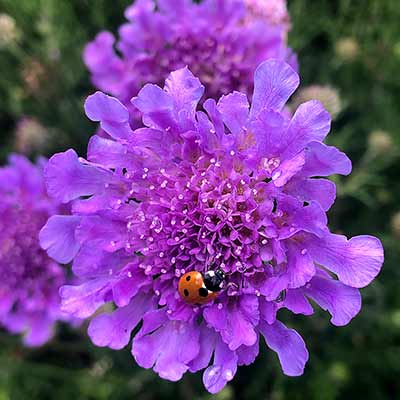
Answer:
(178, 269, 226, 305)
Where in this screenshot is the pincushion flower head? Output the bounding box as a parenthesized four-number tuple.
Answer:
(0, 155, 74, 346)
(84, 0, 296, 126)
(41, 59, 383, 393)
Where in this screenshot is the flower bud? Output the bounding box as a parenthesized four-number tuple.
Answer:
(367, 130, 393, 155)
(15, 117, 48, 154)
(335, 37, 360, 62)
(391, 212, 400, 239)
(0, 13, 18, 48)
(391, 309, 400, 328)
(329, 362, 350, 383)
(21, 58, 46, 94)
(291, 85, 342, 119)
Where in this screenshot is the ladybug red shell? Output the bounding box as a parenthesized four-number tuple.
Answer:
(178, 270, 225, 305)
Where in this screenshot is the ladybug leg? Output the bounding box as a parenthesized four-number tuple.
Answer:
(274, 290, 287, 303)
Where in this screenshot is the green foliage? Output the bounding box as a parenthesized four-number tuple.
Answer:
(0, 0, 399, 399)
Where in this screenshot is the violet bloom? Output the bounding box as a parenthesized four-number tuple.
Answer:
(0, 155, 74, 346)
(84, 0, 296, 126)
(41, 60, 383, 393)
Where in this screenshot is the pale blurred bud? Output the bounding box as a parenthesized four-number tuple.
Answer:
(335, 37, 360, 62)
(292, 85, 342, 119)
(214, 385, 234, 400)
(376, 189, 392, 205)
(329, 362, 350, 383)
(0, 13, 19, 48)
(367, 130, 393, 155)
(244, 0, 290, 27)
(15, 117, 48, 154)
(391, 310, 400, 328)
(394, 42, 400, 59)
(21, 58, 46, 94)
(391, 212, 400, 240)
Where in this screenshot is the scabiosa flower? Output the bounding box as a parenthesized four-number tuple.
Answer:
(41, 60, 383, 393)
(0, 155, 75, 346)
(84, 0, 297, 127)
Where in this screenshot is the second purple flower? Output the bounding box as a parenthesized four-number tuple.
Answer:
(84, 0, 296, 127)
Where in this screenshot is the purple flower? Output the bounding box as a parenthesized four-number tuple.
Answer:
(0, 155, 75, 346)
(83, 0, 296, 127)
(41, 60, 384, 393)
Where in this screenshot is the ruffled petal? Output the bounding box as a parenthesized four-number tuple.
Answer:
(272, 151, 305, 187)
(133, 84, 172, 114)
(217, 91, 249, 135)
(251, 59, 299, 118)
(204, 295, 259, 350)
(75, 216, 127, 252)
(188, 323, 217, 373)
(83, 32, 127, 98)
(283, 289, 314, 315)
(72, 243, 129, 277)
(132, 310, 200, 381)
(84, 91, 132, 139)
(250, 108, 286, 158)
(285, 241, 316, 288)
(88, 294, 155, 349)
(281, 100, 331, 160)
(236, 338, 259, 366)
(129, 128, 172, 158)
(59, 279, 110, 318)
(301, 141, 352, 177)
(259, 320, 308, 376)
(132, 84, 177, 130)
(39, 215, 81, 264)
(306, 233, 384, 288)
(45, 149, 110, 203)
(203, 336, 238, 394)
(87, 135, 134, 169)
(285, 178, 336, 211)
(259, 297, 278, 324)
(112, 266, 151, 307)
(304, 272, 361, 326)
(23, 315, 54, 347)
(164, 66, 204, 121)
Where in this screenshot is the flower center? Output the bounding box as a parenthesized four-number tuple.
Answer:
(124, 154, 276, 280)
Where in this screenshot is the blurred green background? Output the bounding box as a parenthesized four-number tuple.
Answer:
(0, 0, 399, 399)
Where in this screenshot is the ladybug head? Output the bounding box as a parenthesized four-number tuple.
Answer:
(214, 269, 226, 280)
(203, 268, 226, 292)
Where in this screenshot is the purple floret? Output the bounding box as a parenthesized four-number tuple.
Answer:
(41, 59, 384, 393)
(0, 155, 74, 346)
(83, 0, 297, 128)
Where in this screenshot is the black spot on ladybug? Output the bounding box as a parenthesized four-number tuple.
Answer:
(184, 289, 189, 297)
(186, 275, 191, 281)
(198, 288, 208, 297)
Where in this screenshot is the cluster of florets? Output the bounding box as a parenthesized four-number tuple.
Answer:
(41, 60, 383, 393)
(84, 0, 296, 127)
(0, 155, 73, 346)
